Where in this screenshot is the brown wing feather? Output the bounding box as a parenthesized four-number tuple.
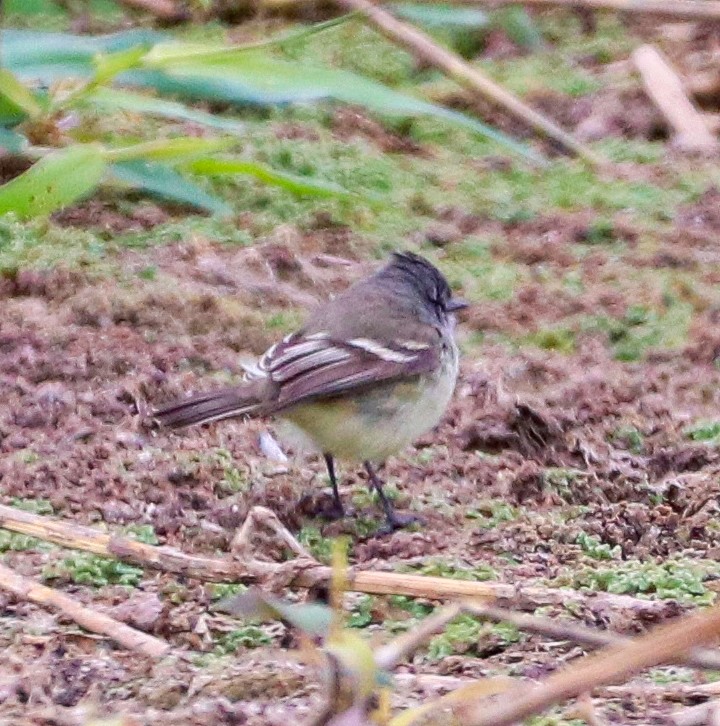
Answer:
(264, 336, 440, 413)
(155, 333, 440, 427)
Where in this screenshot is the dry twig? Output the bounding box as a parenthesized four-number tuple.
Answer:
(0, 503, 505, 598)
(0, 503, 693, 624)
(454, 603, 720, 726)
(0, 504, 686, 623)
(375, 603, 463, 669)
(334, 0, 603, 166)
(231, 505, 313, 558)
(632, 44, 718, 153)
(0, 562, 170, 658)
(672, 699, 720, 726)
(464, 602, 720, 671)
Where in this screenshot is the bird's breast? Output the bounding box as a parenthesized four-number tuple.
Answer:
(281, 344, 459, 462)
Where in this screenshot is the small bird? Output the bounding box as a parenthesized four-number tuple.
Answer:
(154, 251, 467, 530)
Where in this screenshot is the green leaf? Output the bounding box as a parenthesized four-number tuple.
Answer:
(93, 45, 149, 86)
(89, 88, 246, 135)
(143, 15, 355, 67)
(109, 159, 232, 216)
(0, 144, 106, 219)
(2, 29, 160, 86)
(390, 4, 490, 58)
(0, 69, 44, 120)
(391, 3, 489, 29)
(1, 29, 165, 78)
(217, 588, 333, 638)
(187, 157, 356, 199)
(105, 136, 233, 163)
(137, 53, 542, 162)
(492, 6, 543, 50)
(0, 128, 29, 154)
(49, 45, 152, 114)
(1, 29, 543, 163)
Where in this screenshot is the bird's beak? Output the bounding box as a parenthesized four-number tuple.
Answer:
(446, 297, 469, 312)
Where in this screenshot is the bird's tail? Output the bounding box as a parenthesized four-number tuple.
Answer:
(153, 382, 267, 429)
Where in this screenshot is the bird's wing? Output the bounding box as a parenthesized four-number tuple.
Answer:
(246, 330, 441, 411)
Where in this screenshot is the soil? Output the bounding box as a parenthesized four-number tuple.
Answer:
(2, 207, 720, 723)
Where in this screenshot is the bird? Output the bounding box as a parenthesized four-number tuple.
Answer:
(153, 251, 467, 531)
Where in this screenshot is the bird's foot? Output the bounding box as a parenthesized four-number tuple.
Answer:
(376, 512, 424, 535)
(319, 503, 355, 521)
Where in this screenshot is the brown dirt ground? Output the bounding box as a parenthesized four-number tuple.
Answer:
(2, 207, 720, 724)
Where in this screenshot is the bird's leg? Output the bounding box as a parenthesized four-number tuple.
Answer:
(323, 453, 345, 519)
(363, 461, 420, 531)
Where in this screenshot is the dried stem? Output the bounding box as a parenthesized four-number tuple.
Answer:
(0, 504, 505, 599)
(230, 505, 312, 558)
(334, 0, 603, 166)
(0, 562, 170, 658)
(0, 504, 688, 622)
(464, 602, 720, 671)
(375, 603, 463, 669)
(672, 700, 720, 726)
(456, 603, 720, 726)
(0, 503, 241, 582)
(632, 44, 718, 152)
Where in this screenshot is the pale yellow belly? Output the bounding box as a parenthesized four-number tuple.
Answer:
(281, 358, 458, 462)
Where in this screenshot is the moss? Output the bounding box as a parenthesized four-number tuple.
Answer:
(685, 420, 720, 444)
(406, 558, 497, 581)
(585, 293, 694, 361)
(466, 500, 518, 528)
(0, 530, 51, 553)
(525, 326, 576, 354)
(576, 532, 621, 561)
(552, 559, 718, 604)
(0, 216, 111, 274)
(44, 553, 144, 587)
(207, 583, 248, 601)
(10, 497, 53, 515)
(124, 523, 159, 545)
(427, 616, 521, 660)
(543, 468, 587, 500)
(610, 425, 645, 454)
(297, 525, 333, 563)
(348, 594, 375, 628)
(214, 626, 273, 653)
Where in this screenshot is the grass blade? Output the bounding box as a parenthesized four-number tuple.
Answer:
(105, 137, 233, 163)
(144, 14, 355, 66)
(187, 156, 357, 199)
(1, 29, 541, 161)
(493, 6, 543, 50)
